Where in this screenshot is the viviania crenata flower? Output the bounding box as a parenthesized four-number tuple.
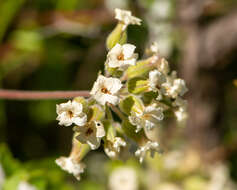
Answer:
(75, 121, 105, 150)
(109, 167, 138, 190)
(90, 75, 122, 105)
(129, 103, 164, 132)
(135, 141, 160, 163)
(56, 156, 85, 180)
(55, 7, 188, 181)
(56, 100, 87, 127)
(106, 43, 138, 70)
(115, 8, 141, 30)
(104, 137, 127, 158)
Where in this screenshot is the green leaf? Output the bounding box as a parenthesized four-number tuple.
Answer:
(0, 0, 25, 42)
(0, 144, 21, 177)
(10, 30, 43, 52)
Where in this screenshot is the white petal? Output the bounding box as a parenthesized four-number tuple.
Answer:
(103, 94, 120, 105)
(87, 135, 101, 150)
(56, 100, 72, 114)
(73, 114, 87, 126)
(95, 122, 105, 138)
(56, 157, 85, 180)
(57, 112, 73, 126)
(104, 77, 122, 94)
(109, 43, 123, 54)
(115, 9, 141, 25)
(122, 44, 136, 59)
(18, 181, 37, 190)
(71, 101, 83, 115)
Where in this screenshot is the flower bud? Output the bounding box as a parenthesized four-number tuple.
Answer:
(106, 23, 127, 50)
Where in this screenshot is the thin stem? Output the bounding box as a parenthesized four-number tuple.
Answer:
(0, 89, 90, 100)
(109, 104, 126, 121)
(105, 104, 113, 121)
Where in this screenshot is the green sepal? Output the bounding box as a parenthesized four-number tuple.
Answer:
(106, 23, 127, 50)
(71, 134, 90, 160)
(142, 91, 158, 105)
(127, 77, 149, 94)
(119, 96, 143, 115)
(73, 96, 89, 113)
(124, 59, 156, 79)
(105, 64, 123, 78)
(103, 120, 116, 142)
(87, 104, 105, 122)
(121, 119, 144, 142)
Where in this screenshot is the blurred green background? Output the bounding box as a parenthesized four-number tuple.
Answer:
(0, 0, 237, 189)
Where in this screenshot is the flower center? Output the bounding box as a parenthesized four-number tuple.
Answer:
(101, 87, 110, 94)
(156, 84, 161, 89)
(86, 128, 94, 136)
(67, 110, 73, 118)
(117, 53, 124, 60)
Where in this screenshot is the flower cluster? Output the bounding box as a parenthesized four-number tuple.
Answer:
(55, 8, 188, 180)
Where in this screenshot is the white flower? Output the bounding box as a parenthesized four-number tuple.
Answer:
(75, 121, 105, 150)
(150, 42, 159, 54)
(135, 141, 159, 163)
(56, 156, 85, 180)
(149, 70, 166, 91)
(163, 151, 183, 170)
(90, 75, 122, 105)
(109, 167, 138, 190)
(105, 0, 128, 13)
(129, 104, 164, 132)
(207, 164, 229, 190)
(150, 0, 172, 19)
(172, 97, 188, 122)
(0, 164, 5, 189)
(105, 137, 126, 158)
(162, 78, 188, 99)
(56, 100, 87, 127)
(158, 58, 170, 75)
(18, 181, 37, 190)
(115, 8, 141, 30)
(175, 108, 188, 122)
(106, 43, 138, 70)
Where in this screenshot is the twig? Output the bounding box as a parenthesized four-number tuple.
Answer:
(0, 89, 90, 100)
(109, 104, 126, 121)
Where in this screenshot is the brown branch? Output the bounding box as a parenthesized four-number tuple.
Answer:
(0, 89, 90, 100)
